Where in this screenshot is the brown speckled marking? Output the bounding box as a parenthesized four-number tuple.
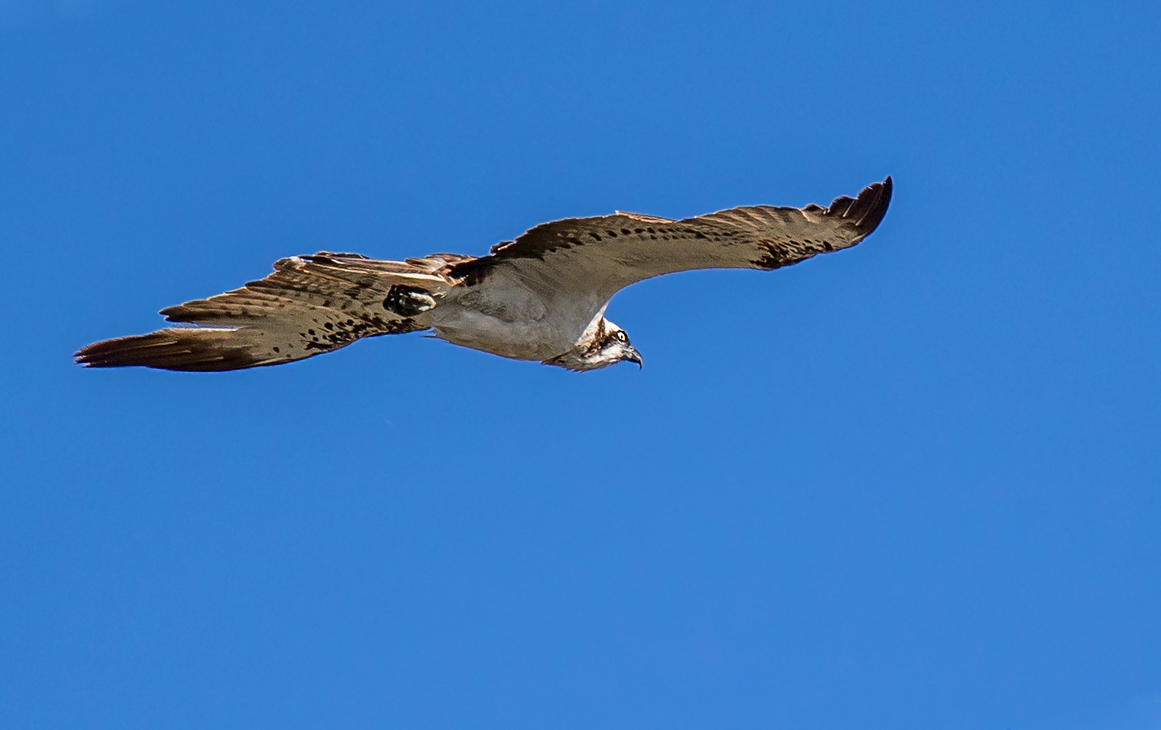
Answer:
(752, 241, 800, 270)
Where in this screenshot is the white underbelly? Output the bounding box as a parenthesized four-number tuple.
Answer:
(430, 306, 571, 360)
(431, 269, 604, 361)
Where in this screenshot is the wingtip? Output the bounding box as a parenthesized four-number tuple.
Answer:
(74, 339, 127, 368)
(846, 175, 893, 237)
(74, 334, 164, 369)
(73, 330, 265, 372)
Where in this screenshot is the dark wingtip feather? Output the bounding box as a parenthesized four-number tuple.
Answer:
(74, 330, 268, 372)
(839, 176, 893, 238)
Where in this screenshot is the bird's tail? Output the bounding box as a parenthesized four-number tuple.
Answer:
(75, 252, 465, 371)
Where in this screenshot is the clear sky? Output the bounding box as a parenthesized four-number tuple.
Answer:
(3, 1, 1160, 728)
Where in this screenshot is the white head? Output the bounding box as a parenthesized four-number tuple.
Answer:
(543, 318, 643, 372)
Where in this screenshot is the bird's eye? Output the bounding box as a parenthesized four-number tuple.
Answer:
(615, 331, 628, 342)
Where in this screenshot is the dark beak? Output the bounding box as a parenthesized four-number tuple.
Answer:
(625, 348, 643, 369)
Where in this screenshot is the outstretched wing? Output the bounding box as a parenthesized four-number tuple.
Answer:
(75, 252, 467, 371)
(450, 177, 892, 303)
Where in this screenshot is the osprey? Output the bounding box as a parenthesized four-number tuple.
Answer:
(76, 178, 892, 372)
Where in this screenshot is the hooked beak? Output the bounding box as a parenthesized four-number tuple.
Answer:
(624, 347, 643, 369)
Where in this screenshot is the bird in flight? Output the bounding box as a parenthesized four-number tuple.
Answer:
(76, 177, 892, 372)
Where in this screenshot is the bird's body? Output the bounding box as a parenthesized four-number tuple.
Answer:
(76, 177, 892, 372)
(434, 267, 586, 361)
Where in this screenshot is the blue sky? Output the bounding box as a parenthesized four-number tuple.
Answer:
(3, 1, 1160, 728)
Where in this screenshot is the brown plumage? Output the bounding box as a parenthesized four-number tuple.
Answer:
(76, 177, 892, 372)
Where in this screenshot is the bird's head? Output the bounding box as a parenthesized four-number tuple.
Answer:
(544, 319, 643, 372)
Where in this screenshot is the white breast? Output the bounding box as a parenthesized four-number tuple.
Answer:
(432, 268, 601, 361)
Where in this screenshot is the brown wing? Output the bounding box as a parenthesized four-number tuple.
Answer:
(75, 252, 467, 371)
(450, 177, 892, 301)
